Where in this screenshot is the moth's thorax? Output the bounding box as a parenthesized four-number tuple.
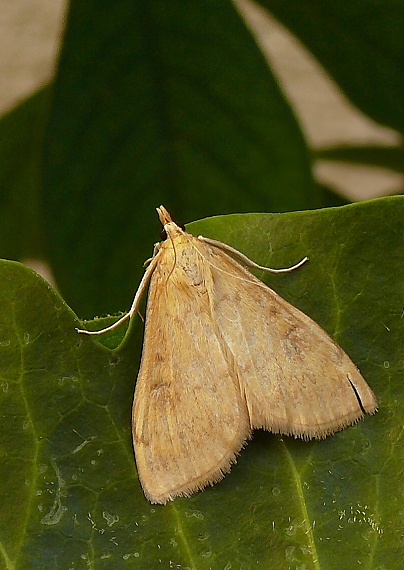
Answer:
(157, 226, 211, 290)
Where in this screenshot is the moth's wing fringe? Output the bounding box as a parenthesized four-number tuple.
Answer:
(267, 411, 366, 442)
(147, 431, 253, 505)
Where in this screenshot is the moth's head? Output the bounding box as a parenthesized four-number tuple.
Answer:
(157, 205, 187, 242)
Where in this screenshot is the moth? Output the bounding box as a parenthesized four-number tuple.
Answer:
(78, 206, 377, 504)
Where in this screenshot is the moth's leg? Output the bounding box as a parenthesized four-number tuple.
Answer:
(198, 236, 308, 274)
(144, 242, 161, 267)
(76, 251, 160, 336)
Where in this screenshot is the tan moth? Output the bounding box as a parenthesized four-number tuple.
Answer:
(78, 206, 377, 504)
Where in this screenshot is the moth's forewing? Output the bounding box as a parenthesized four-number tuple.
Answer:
(133, 232, 250, 504)
(202, 243, 377, 437)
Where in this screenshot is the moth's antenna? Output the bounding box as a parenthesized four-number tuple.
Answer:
(181, 235, 305, 293)
(76, 251, 161, 336)
(198, 236, 308, 273)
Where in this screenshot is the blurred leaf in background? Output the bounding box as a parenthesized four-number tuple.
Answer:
(0, 86, 51, 261)
(42, 0, 316, 317)
(259, 0, 404, 133)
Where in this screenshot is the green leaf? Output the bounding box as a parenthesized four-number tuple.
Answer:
(0, 85, 52, 260)
(43, 0, 316, 318)
(1, 196, 402, 568)
(260, 0, 404, 134)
